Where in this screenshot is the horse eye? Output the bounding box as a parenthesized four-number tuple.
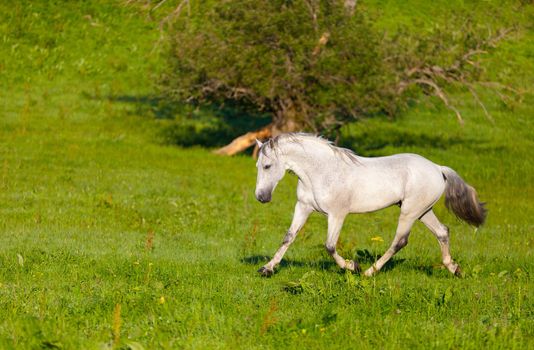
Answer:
(263, 164, 272, 170)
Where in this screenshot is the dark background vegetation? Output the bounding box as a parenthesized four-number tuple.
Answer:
(154, 0, 528, 151)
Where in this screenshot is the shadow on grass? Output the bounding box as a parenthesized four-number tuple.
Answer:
(91, 93, 271, 149)
(352, 248, 406, 272)
(241, 255, 338, 271)
(339, 125, 507, 156)
(414, 264, 454, 277)
(241, 249, 406, 273)
(86, 93, 502, 156)
(339, 130, 467, 156)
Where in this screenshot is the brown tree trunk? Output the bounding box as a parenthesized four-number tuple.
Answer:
(214, 112, 302, 156)
(213, 124, 273, 156)
(214, 98, 304, 157)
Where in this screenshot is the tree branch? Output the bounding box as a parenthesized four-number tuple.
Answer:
(214, 124, 273, 156)
(413, 78, 464, 124)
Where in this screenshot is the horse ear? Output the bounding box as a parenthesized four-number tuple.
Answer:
(255, 139, 263, 148)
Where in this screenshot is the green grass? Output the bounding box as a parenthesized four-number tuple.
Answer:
(0, 1, 532, 349)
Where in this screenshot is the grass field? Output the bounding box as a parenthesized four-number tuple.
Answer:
(0, 1, 532, 349)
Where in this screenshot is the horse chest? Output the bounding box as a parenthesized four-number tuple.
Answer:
(297, 178, 350, 214)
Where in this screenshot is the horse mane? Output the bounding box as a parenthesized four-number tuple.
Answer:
(260, 133, 360, 164)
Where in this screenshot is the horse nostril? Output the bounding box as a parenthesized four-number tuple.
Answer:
(256, 192, 270, 203)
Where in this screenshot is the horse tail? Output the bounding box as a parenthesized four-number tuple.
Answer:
(441, 166, 487, 227)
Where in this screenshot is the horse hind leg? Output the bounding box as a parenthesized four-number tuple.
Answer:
(419, 209, 461, 276)
(364, 212, 416, 277)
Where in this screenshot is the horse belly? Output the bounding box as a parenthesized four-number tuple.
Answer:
(347, 177, 403, 213)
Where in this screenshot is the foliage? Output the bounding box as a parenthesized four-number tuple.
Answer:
(163, 0, 389, 134)
(387, 23, 518, 124)
(162, 0, 524, 135)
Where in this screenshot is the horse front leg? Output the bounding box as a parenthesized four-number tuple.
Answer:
(325, 214, 360, 273)
(258, 201, 312, 277)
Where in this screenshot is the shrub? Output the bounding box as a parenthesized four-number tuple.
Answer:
(158, 0, 518, 154)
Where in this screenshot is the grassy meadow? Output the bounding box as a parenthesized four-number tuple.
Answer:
(0, 1, 532, 349)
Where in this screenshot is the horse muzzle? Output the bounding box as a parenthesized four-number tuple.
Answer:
(255, 191, 272, 203)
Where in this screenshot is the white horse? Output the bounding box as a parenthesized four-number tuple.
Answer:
(254, 133, 486, 277)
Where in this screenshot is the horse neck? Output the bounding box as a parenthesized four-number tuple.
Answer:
(279, 140, 339, 180)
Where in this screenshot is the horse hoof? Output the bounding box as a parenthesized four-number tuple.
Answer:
(454, 265, 463, 277)
(363, 265, 378, 277)
(258, 266, 274, 277)
(347, 260, 361, 274)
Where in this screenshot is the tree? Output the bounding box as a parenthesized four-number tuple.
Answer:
(163, 0, 391, 154)
(158, 0, 516, 155)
